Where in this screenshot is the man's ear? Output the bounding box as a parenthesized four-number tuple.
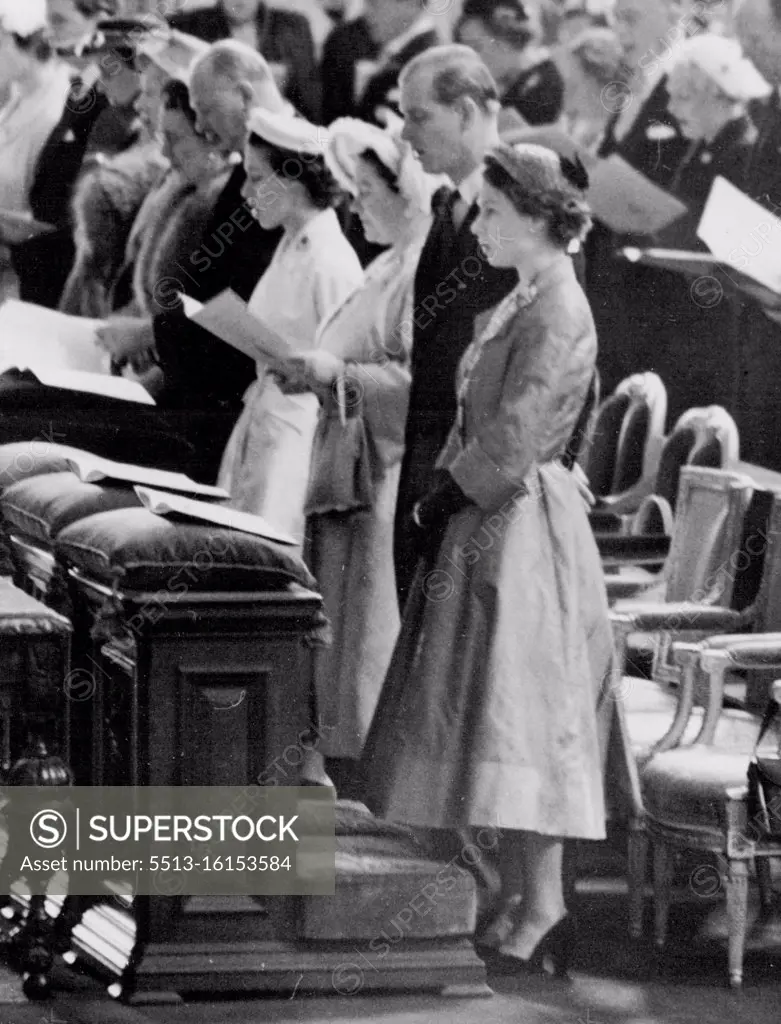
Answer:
(454, 94, 479, 130)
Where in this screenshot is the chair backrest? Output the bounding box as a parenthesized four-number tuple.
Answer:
(654, 406, 740, 512)
(664, 466, 754, 606)
(579, 372, 667, 499)
(650, 467, 754, 689)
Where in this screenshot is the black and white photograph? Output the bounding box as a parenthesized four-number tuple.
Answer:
(0, 1, 779, 1022)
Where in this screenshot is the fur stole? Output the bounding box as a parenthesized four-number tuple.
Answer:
(130, 168, 231, 317)
(59, 141, 168, 317)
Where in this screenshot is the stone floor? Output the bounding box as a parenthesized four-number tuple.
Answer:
(1, 869, 779, 1024)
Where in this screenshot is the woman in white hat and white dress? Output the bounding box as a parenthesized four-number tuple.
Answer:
(217, 106, 363, 543)
(277, 119, 435, 789)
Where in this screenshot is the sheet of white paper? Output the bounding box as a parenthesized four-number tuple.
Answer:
(179, 292, 203, 317)
(0, 299, 110, 375)
(67, 455, 229, 499)
(135, 486, 297, 546)
(697, 176, 781, 294)
(185, 289, 293, 363)
(26, 366, 155, 404)
(587, 154, 688, 235)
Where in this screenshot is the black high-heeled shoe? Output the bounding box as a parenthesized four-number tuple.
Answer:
(485, 914, 576, 980)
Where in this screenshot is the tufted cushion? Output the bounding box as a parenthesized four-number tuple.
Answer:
(1, 473, 142, 547)
(55, 507, 316, 593)
(0, 442, 92, 493)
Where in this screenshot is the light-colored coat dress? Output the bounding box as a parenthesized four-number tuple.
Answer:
(305, 227, 428, 760)
(218, 208, 363, 542)
(359, 257, 612, 839)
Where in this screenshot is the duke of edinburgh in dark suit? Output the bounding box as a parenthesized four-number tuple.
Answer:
(395, 180, 517, 607)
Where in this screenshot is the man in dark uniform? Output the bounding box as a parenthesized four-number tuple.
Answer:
(10, 17, 146, 307)
(393, 45, 518, 609)
(168, 0, 320, 121)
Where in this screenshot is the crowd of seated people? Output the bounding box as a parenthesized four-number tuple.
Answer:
(1, 0, 781, 985)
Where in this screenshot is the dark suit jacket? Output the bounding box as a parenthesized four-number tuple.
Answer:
(320, 16, 378, 125)
(169, 2, 320, 121)
(356, 28, 439, 127)
(393, 188, 517, 605)
(153, 162, 282, 411)
(12, 88, 140, 308)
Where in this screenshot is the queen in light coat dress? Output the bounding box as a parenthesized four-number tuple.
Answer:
(359, 143, 614, 974)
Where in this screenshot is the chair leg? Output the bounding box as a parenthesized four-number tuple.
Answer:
(653, 840, 675, 950)
(628, 823, 648, 938)
(725, 859, 750, 989)
(755, 857, 774, 916)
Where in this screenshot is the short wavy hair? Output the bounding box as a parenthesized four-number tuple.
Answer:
(567, 27, 631, 88)
(401, 44, 500, 113)
(247, 135, 341, 210)
(483, 143, 592, 249)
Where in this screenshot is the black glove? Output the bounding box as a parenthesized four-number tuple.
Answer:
(411, 472, 472, 564)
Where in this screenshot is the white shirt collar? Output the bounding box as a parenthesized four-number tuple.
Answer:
(379, 14, 436, 64)
(455, 164, 486, 210)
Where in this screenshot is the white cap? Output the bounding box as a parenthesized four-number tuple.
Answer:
(325, 117, 435, 216)
(246, 106, 323, 155)
(0, 0, 47, 37)
(674, 34, 771, 102)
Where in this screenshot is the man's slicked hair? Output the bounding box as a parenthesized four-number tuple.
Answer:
(400, 44, 500, 113)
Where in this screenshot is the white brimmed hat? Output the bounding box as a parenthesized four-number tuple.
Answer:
(246, 106, 323, 155)
(0, 0, 46, 37)
(674, 34, 771, 102)
(326, 117, 435, 216)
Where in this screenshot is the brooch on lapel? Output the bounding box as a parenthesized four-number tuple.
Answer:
(645, 123, 677, 142)
(522, 72, 541, 93)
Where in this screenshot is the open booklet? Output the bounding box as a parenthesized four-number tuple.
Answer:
(697, 176, 781, 296)
(0, 209, 56, 246)
(620, 178, 781, 314)
(181, 289, 294, 364)
(0, 299, 110, 375)
(134, 486, 297, 546)
(67, 454, 229, 500)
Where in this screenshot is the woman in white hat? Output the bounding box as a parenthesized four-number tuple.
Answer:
(217, 107, 363, 543)
(0, 0, 72, 295)
(278, 118, 435, 789)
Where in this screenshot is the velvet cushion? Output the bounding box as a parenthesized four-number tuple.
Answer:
(55, 507, 316, 593)
(0, 442, 90, 492)
(1, 473, 142, 546)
